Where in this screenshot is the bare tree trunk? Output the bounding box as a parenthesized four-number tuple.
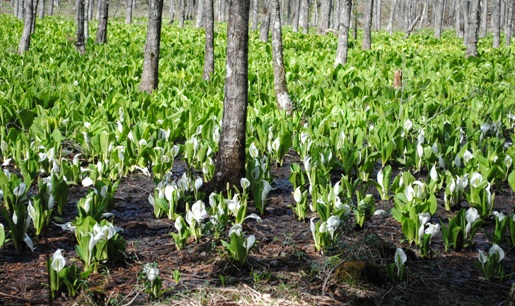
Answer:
(271, 0, 292, 114)
(31, 0, 37, 33)
(464, 0, 480, 57)
(95, 0, 109, 43)
(18, 0, 34, 53)
(455, 0, 464, 37)
(374, 0, 381, 30)
(506, 0, 514, 46)
(139, 0, 164, 93)
(17, 0, 24, 19)
(299, 0, 308, 33)
(38, 0, 45, 18)
(169, 0, 175, 23)
(362, 0, 373, 50)
(292, 0, 300, 31)
(126, 0, 133, 23)
(77, 0, 86, 53)
(203, 0, 214, 79)
(335, 0, 351, 66)
(251, 0, 259, 30)
(179, 0, 185, 26)
(211, 0, 250, 191)
(479, 0, 487, 37)
(462, 0, 470, 36)
(196, 0, 204, 27)
(387, 0, 396, 34)
(317, 0, 330, 33)
(492, 0, 500, 47)
(434, 0, 446, 38)
(259, 0, 270, 41)
(87, 0, 93, 19)
(84, 0, 89, 38)
(420, 0, 429, 27)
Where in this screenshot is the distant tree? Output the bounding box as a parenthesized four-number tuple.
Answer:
(178, 0, 185, 27)
(196, 0, 204, 27)
(505, 0, 514, 46)
(169, 0, 175, 23)
(335, 0, 351, 66)
(251, 0, 259, 30)
(387, 0, 396, 34)
(492, 0, 500, 47)
(38, 0, 45, 18)
(271, 0, 292, 114)
(18, 0, 34, 53)
(259, 0, 270, 42)
(464, 0, 480, 57)
(126, 0, 133, 24)
(292, 0, 300, 31)
(317, 0, 331, 34)
(203, 0, 214, 80)
(374, 0, 381, 30)
(299, 0, 308, 34)
(95, 0, 109, 44)
(362, 0, 373, 50)
(77, 0, 86, 53)
(479, 0, 487, 37)
(210, 0, 250, 190)
(434, 0, 445, 38)
(139, 0, 164, 93)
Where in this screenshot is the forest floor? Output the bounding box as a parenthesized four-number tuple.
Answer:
(1, 154, 515, 305)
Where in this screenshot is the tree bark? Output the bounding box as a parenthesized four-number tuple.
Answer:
(434, 0, 445, 38)
(374, 0, 381, 30)
(387, 0, 396, 34)
(505, 0, 514, 46)
(203, 0, 214, 79)
(271, 0, 292, 114)
(17, 0, 24, 19)
(362, 0, 373, 50)
(169, 0, 175, 23)
(492, 0, 500, 47)
(18, 0, 33, 54)
(251, 0, 258, 30)
(259, 0, 270, 41)
(38, 0, 45, 18)
(334, 0, 351, 66)
(479, 0, 487, 37)
(299, 0, 308, 33)
(77, 0, 86, 53)
(179, 0, 185, 27)
(464, 0, 480, 57)
(126, 0, 132, 23)
(420, 0, 429, 27)
(317, 0, 330, 33)
(455, 0, 464, 37)
(95, 0, 109, 44)
(462, 0, 470, 37)
(139, 0, 164, 93)
(292, 0, 300, 31)
(196, 0, 204, 27)
(211, 0, 250, 191)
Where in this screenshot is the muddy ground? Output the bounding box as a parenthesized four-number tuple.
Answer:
(1, 155, 514, 305)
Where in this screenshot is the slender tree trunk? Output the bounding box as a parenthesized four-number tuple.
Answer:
(374, 0, 381, 30)
(48, 0, 53, 15)
(179, 0, 185, 26)
(259, 0, 270, 41)
(95, 0, 109, 43)
(211, 0, 250, 190)
(77, 0, 86, 53)
(38, 0, 45, 18)
(203, 0, 214, 79)
(455, 0, 464, 37)
(126, 0, 133, 23)
(317, 0, 330, 33)
(492, 0, 500, 47)
(84, 0, 89, 38)
(251, 0, 258, 30)
(464, 0, 480, 57)
(196, 0, 204, 27)
(271, 0, 292, 114)
(139, 0, 164, 93)
(299, 0, 308, 33)
(87, 0, 93, 19)
(387, 0, 396, 34)
(420, 0, 429, 26)
(17, 0, 24, 19)
(169, 0, 175, 23)
(479, 0, 487, 37)
(362, 0, 373, 50)
(31, 0, 37, 33)
(462, 0, 470, 36)
(434, 0, 446, 38)
(18, 0, 34, 53)
(292, 0, 300, 31)
(505, 0, 514, 46)
(335, 0, 351, 66)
